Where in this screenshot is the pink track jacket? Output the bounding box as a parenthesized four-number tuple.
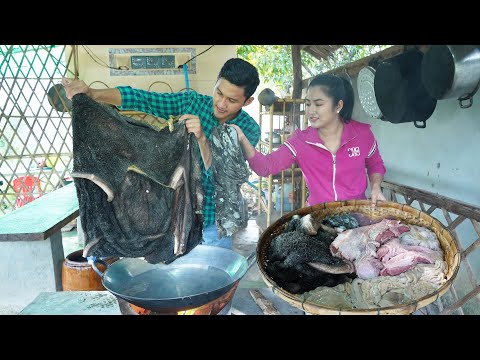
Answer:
(248, 119, 386, 205)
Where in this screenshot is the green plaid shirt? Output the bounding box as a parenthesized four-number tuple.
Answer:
(117, 86, 261, 227)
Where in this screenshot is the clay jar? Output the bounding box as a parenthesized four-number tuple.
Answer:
(62, 249, 118, 291)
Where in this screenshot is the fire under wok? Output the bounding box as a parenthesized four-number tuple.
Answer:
(91, 245, 256, 313)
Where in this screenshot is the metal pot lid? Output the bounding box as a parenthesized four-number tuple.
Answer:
(357, 66, 383, 119)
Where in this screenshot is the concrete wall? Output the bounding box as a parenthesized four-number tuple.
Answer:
(67, 45, 237, 95)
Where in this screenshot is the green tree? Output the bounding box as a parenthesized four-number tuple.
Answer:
(237, 45, 390, 96)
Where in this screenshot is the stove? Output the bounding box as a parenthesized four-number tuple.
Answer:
(116, 283, 238, 315)
(118, 300, 232, 315)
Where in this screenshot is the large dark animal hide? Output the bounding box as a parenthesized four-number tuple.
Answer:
(210, 124, 250, 237)
(71, 94, 204, 264)
(266, 215, 355, 294)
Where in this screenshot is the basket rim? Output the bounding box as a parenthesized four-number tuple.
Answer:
(256, 200, 462, 315)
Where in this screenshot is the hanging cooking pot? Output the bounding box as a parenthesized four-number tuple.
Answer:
(374, 48, 437, 128)
(421, 45, 480, 108)
(258, 88, 277, 107)
(91, 245, 256, 313)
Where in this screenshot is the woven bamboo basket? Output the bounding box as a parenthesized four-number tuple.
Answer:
(256, 200, 461, 315)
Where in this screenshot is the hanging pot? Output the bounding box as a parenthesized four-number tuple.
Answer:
(258, 88, 277, 106)
(421, 45, 480, 108)
(374, 48, 437, 128)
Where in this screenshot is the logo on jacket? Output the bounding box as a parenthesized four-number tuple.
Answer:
(348, 146, 360, 157)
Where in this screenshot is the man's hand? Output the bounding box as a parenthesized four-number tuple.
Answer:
(180, 115, 206, 141)
(61, 77, 91, 100)
(179, 114, 212, 169)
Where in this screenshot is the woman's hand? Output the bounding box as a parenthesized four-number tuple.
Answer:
(228, 124, 256, 160)
(370, 186, 387, 207)
(228, 124, 247, 143)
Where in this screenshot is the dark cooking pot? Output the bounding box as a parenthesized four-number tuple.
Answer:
(421, 45, 480, 108)
(91, 245, 256, 312)
(374, 48, 437, 128)
(258, 88, 277, 106)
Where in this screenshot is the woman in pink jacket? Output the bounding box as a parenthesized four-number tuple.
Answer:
(230, 73, 387, 207)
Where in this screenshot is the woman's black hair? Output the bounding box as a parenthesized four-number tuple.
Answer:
(307, 73, 354, 122)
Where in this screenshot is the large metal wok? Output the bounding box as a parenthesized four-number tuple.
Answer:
(91, 245, 255, 313)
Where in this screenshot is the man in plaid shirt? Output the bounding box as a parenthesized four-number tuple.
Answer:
(62, 58, 261, 249)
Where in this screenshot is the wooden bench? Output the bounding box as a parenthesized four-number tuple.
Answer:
(0, 183, 79, 313)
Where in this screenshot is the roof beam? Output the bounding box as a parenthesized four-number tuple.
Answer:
(300, 45, 430, 90)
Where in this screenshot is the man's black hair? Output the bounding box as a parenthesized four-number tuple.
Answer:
(217, 58, 260, 100)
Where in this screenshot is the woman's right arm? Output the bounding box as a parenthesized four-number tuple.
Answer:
(230, 124, 256, 160)
(62, 77, 122, 106)
(230, 124, 296, 177)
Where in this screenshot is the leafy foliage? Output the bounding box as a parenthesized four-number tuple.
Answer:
(237, 45, 390, 96)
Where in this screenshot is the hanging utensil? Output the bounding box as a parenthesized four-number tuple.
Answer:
(357, 66, 384, 120)
(374, 48, 437, 128)
(421, 45, 480, 108)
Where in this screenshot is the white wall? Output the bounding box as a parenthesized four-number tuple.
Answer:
(354, 75, 480, 314)
(352, 77, 480, 208)
(67, 45, 237, 95)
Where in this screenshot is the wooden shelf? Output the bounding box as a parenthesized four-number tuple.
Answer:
(256, 98, 307, 228)
(258, 140, 281, 148)
(260, 110, 305, 116)
(260, 99, 305, 115)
